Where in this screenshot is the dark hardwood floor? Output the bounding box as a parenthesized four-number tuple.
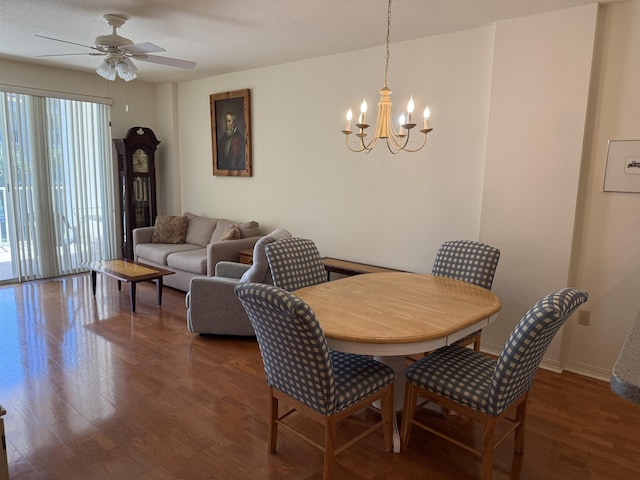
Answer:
(0, 274, 639, 479)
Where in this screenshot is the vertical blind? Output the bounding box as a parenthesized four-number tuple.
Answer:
(0, 91, 117, 281)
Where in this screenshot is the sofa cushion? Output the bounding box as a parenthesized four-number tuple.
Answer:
(167, 248, 207, 274)
(152, 215, 188, 244)
(184, 212, 218, 247)
(210, 218, 237, 243)
(238, 221, 259, 238)
(136, 242, 200, 265)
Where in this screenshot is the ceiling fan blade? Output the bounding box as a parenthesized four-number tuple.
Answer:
(121, 42, 166, 55)
(34, 34, 103, 52)
(36, 53, 104, 57)
(133, 54, 196, 70)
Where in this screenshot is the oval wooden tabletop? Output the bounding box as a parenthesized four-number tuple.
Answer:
(294, 272, 501, 345)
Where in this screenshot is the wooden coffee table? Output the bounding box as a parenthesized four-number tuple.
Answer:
(86, 259, 175, 312)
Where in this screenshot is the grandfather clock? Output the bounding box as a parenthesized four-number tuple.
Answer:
(114, 127, 160, 259)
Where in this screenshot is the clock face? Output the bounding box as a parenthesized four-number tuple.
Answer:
(132, 149, 149, 173)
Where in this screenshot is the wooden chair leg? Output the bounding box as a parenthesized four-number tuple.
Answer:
(514, 398, 527, 454)
(473, 331, 482, 351)
(481, 416, 497, 480)
(400, 383, 418, 450)
(323, 417, 337, 480)
(268, 392, 278, 453)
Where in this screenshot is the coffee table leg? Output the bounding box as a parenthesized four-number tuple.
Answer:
(117, 280, 122, 291)
(157, 278, 164, 306)
(91, 271, 97, 296)
(130, 282, 136, 313)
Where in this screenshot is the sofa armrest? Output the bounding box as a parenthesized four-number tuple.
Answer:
(206, 236, 261, 276)
(186, 275, 255, 335)
(215, 261, 250, 279)
(133, 226, 154, 247)
(132, 226, 155, 260)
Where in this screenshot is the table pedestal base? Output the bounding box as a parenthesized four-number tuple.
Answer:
(374, 355, 407, 453)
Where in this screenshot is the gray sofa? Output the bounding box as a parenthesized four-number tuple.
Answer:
(133, 212, 261, 292)
(186, 228, 292, 335)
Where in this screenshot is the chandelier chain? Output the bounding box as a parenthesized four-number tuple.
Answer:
(384, 0, 392, 89)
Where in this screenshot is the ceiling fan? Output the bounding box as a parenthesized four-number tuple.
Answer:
(35, 13, 197, 81)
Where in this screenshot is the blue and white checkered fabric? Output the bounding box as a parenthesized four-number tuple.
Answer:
(405, 288, 588, 416)
(235, 283, 394, 415)
(431, 240, 500, 289)
(265, 237, 327, 292)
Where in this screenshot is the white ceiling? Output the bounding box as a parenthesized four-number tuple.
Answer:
(0, 0, 613, 84)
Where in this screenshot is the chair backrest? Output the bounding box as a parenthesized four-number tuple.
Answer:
(239, 228, 292, 284)
(431, 240, 500, 290)
(487, 288, 588, 415)
(265, 237, 327, 291)
(235, 283, 337, 415)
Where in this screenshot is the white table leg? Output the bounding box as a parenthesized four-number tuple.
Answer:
(374, 355, 407, 453)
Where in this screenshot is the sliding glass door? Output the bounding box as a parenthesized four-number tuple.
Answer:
(0, 91, 118, 283)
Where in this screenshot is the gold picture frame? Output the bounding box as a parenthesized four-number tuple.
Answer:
(210, 89, 252, 177)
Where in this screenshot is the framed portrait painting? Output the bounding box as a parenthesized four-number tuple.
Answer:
(210, 89, 252, 176)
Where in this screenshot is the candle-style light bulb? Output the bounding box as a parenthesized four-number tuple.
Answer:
(407, 96, 414, 123)
(346, 108, 353, 131)
(423, 106, 431, 129)
(399, 114, 406, 135)
(359, 99, 367, 124)
(360, 99, 368, 114)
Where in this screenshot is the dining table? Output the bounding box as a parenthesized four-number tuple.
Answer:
(294, 271, 502, 452)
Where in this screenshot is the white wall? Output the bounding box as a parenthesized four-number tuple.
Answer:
(568, 0, 640, 378)
(175, 26, 495, 272)
(479, 5, 598, 371)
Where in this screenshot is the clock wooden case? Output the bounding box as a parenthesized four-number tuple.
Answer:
(114, 127, 160, 259)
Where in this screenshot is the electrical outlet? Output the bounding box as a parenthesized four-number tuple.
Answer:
(578, 310, 590, 326)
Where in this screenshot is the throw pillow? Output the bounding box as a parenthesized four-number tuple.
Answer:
(220, 225, 241, 241)
(151, 215, 188, 244)
(238, 221, 260, 238)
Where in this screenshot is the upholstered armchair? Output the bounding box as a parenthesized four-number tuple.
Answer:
(185, 228, 291, 335)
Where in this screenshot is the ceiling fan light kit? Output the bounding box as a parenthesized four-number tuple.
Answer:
(35, 13, 196, 82)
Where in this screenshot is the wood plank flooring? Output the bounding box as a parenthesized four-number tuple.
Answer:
(0, 274, 639, 479)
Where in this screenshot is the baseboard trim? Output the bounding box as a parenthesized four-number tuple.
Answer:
(480, 344, 611, 382)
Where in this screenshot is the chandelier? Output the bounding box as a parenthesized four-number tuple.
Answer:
(342, 0, 433, 154)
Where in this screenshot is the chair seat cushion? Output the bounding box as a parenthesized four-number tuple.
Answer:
(331, 351, 394, 412)
(405, 345, 497, 413)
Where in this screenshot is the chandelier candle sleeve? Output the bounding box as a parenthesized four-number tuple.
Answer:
(423, 107, 430, 129)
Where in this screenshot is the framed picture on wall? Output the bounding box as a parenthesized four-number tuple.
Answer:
(604, 139, 640, 192)
(210, 89, 252, 177)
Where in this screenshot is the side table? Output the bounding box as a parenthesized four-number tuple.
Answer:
(238, 248, 254, 265)
(322, 257, 403, 280)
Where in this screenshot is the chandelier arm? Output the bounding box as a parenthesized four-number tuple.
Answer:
(396, 132, 430, 153)
(345, 133, 377, 153)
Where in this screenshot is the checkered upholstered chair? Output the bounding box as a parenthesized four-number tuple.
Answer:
(400, 288, 588, 480)
(235, 283, 395, 480)
(431, 240, 501, 350)
(265, 237, 327, 292)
